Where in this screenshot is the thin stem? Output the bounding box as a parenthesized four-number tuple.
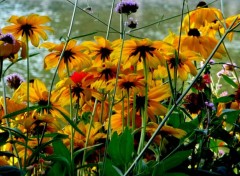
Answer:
(123, 19, 240, 176)
(48, 0, 78, 104)
(81, 96, 98, 174)
(102, 26, 126, 176)
(106, 0, 116, 39)
(66, 0, 119, 34)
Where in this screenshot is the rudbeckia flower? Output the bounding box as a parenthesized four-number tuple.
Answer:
(61, 121, 106, 149)
(41, 39, 92, 78)
(107, 73, 145, 97)
(12, 79, 69, 121)
(111, 38, 166, 69)
(181, 1, 223, 31)
(164, 49, 203, 81)
(81, 36, 113, 63)
(2, 14, 53, 47)
(174, 28, 225, 59)
(114, 83, 171, 122)
(56, 71, 95, 107)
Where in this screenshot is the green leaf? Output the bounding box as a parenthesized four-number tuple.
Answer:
(0, 127, 27, 140)
(153, 150, 192, 176)
(167, 110, 185, 128)
(164, 172, 189, 176)
(0, 151, 15, 157)
(45, 155, 71, 176)
(222, 74, 238, 88)
(99, 159, 121, 176)
(0, 131, 9, 146)
(107, 132, 123, 165)
(73, 143, 103, 160)
(119, 128, 134, 164)
(214, 96, 235, 103)
(219, 109, 240, 124)
(3, 105, 49, 119)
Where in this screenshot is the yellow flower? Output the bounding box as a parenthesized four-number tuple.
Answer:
(41, 40, 92, 78)
(13, 79, 69, 122)
(164, 49, 203, 80)
(62, 121, 106, 149)
(174, 28, 225, 59)
(81, 36, 113, 63)
(108, 73, 145, 98)
(2, 14, 53, 47)
(181, 1, 223, 31)
(111, 38, 165, 69)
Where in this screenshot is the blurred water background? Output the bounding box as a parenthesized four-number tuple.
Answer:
(0, 0, 240, 92)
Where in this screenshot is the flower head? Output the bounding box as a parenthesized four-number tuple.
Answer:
(41, 40, 92, 78)
(2, 14, 53, 47)
(0, 33, 26, 61)
(126, 17, 138, 29)
(5, 73, 25, 90)
(115, 0, 139, 15)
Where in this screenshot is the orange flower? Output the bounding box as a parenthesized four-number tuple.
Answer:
(2, 14, 53, 47)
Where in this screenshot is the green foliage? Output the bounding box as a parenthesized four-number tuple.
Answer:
(153, 150, 192, 176)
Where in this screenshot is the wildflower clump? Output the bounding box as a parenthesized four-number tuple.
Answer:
(0, 1, 240, 176)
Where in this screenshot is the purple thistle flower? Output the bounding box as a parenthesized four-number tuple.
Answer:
(0, 33, 15, 45)
(115, 0, 139, 15)
(5, 73, 25, 90)
(126, 17, 138, 29)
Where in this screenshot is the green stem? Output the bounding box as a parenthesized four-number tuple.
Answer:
(48, 0, 78, 104)
(123, 18, 240, 176)
(106, 0, 116, 39)
(81, 97, 98, 175)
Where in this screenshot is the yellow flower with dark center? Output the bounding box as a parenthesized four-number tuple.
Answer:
(111, 38, 165, 69)
(108, 73, 145, 97)
(81, 36, 113, 63)
(164, 49, 203, 80)
(62, 121, 106, 149)
(2, 14, 53, 47)
(181, 1, 223, 31)
(114, 83, 171, 122)
(87, 61, 117, 90)
(174, 28, 225, 59)
(56, 71, 95, 107)
(13, 79, 69, 121)
(41, 40, 92, 78)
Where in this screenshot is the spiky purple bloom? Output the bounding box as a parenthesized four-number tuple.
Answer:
(115, 0, 139, 15)
(5, 73, 25, 90)
(0, 33, 15, 45)
(126, 17, 138, 29)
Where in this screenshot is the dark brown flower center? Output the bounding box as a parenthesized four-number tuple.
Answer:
(72, 85, 84, 98)
(130, 45, 155, 61)
(100, 68, 116, 81)
(196, 1, 208, 8)
(188, 28, 201, 37)
(99, 47, 112, 61)
(168, 58, 183, 68)
(21, 24, 35, 37)
(136, 95, 146, 111)
(63, 50, 75, 63)
(121, 81, 135, 90)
